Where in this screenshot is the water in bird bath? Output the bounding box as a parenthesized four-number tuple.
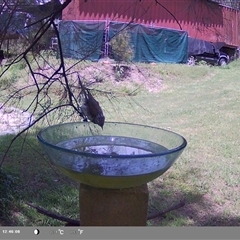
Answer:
(56, 136, 170, 177)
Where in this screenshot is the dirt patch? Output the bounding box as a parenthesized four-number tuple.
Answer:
(0, 105, 35, 136)
(76, 60, 163, 93)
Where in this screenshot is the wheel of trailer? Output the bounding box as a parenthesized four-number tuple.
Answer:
(219, 58, 227, 66)
(187, 56, 195, 66)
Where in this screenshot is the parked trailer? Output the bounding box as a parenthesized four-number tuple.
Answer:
(187, 37, 236, 66)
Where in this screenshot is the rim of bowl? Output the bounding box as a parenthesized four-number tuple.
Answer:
(37, 122, 187, 159)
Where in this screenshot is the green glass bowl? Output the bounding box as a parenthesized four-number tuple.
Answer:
(37, 122, 187, 189)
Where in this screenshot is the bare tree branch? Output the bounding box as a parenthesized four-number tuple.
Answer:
(0, 103, 71, 167)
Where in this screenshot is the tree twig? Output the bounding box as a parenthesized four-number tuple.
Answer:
(147, 200, 185, 220)
(26, 202, 80, 226)
(26, 200, 185, 225)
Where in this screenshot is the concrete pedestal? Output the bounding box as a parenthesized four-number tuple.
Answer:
(79, 184, 149, 226)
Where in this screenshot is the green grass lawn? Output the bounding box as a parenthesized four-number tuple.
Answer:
(0, 59, 239, 226)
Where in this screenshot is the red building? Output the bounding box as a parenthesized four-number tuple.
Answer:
(62, 0, 240, 48)
(60, 0, 240, 63)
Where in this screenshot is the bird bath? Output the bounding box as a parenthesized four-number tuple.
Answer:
(37, 122, 187, 226)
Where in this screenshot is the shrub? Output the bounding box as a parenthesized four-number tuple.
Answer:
(110, 29, 134, 63)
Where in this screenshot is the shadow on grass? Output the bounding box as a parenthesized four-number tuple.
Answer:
(0, 132, 239, 226)
(148, 175, 240, 226)
(0, 131, 79, 226)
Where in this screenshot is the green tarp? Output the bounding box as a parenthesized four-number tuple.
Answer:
(59, 21, 105, 61)
(59, 20, 188, 63)
(109, 22, 188, 63)
(0, 12, 26, 34)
